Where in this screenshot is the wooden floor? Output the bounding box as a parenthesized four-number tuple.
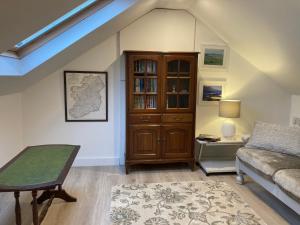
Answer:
(0, 165, 299, 225)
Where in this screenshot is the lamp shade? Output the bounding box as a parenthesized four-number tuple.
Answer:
(219, 100, 241, 118)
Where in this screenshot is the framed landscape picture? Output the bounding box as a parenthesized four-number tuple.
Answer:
(64, 71, 108, 122)
(201, 45, 229, 69)
(199, 79, 226, 105)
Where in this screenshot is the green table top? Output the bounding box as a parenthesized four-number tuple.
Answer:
(0, 145, 79, 191)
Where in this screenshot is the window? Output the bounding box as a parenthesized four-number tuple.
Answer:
(14, 0, 97, 49)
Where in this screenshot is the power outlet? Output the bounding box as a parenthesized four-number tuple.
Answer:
(292, 117, 300, 127)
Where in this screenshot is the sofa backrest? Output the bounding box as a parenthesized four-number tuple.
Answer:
(246, 121, 300, 157)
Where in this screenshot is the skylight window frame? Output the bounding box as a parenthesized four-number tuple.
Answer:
(9, 0, 112, 58)
(14, 0, 97, 49)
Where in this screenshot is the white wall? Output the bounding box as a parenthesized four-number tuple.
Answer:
(2, 9, 290, 167)
(120, 9, 195, 52)
(121, 9, 291, 137)
(0, 93, 23, 167)
(22, 35, 121, 166)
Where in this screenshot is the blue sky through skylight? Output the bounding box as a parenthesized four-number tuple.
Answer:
(15, 0, 96, 48)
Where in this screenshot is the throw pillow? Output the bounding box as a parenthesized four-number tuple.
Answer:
(246, 121, 300, 157)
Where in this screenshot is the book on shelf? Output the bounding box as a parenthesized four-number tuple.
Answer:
(146, 95, 157, 109)
(134, 96, 145, 109)
(134, 61, 145, 73)
(145, 79, 157, 93)
(134, 78, 144, 93)
(134, 61, 157, 74)
(135, 79, 140, 92)
(135, 78, 157, 93)
(146, 61, 157, 74)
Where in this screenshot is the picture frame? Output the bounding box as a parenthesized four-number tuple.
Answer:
(198, 79, 226, 105)
(64, 71, 108, 122)
(200, 44, 229, 70)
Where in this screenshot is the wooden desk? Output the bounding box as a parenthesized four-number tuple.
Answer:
(0, 145, 80, 225)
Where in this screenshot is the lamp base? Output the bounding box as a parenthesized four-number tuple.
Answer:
(221, 121, 236, 139)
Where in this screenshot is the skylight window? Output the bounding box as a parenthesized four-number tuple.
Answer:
(14, 0, 97, 49)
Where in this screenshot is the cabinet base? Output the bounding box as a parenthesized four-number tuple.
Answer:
(125, 159, 195, 174)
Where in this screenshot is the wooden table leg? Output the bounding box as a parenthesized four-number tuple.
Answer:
(56, 185, 76, 202)
(39, 193, 55, 224)
(14, 191, 21, 225)
(36, 185, 76, 204)
(32, 190, 39, 225)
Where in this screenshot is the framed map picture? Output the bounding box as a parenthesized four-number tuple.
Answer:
(64, 71, 108, 122)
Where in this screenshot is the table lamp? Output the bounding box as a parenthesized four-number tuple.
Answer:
(219, 100, 241, 139)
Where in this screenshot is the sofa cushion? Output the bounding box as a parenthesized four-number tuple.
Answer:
(245, 121, 300, 157)
(273, 169, 300, 201)
(237, 147, 300, 180)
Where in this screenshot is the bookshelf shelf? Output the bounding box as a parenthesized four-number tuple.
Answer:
(133, 92, 157, 95)
(166, 92, 190, 95)
(167, 72, 190, 75)
(134, 75, 157, 78)
(167, 76, 191, 79)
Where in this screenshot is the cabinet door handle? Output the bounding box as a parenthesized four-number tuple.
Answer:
(141, 116, 151, 122)
(175, 117, 182, 121)
(157, 138, 160, 143)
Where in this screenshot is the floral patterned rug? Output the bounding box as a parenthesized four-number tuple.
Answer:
(110, 180, 267, 225)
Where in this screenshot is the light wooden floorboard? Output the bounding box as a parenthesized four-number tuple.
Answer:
(0, 165, 299, 225)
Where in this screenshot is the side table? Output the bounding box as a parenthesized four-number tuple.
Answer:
(195, 139, 244, 175)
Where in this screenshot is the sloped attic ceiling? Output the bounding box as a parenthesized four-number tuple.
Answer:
(189, 0, 300, 94)
(0, 0, 86, 53)
(0, 0, 300, 94)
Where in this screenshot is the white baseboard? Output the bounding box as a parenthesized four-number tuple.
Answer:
(73, 157, 120, 167)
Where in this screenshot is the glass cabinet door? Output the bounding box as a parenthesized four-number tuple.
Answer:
(129, 55, 161, 112)
(164, 56, 195, 112)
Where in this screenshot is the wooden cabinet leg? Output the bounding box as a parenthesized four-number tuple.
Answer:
(14, 191, 21, 225)
(125, 165, 129, 174)
(189, 160, 195, 171)
(32, 190, 39, 225)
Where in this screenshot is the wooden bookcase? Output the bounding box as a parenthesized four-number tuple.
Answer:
(125, 51, 198, 174)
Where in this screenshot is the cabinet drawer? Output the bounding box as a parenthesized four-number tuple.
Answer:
(162, 114, 193, 123)
(128, 114, 161, 123)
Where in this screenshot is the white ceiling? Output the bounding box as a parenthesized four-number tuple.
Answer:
(0, 0, 300, 94)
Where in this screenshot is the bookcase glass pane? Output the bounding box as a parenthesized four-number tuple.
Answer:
(134, 95, 145, 109)
(134, 78, 145, 93)
(180, 60, 190, 73)
(179, 79, 189, 93)
(168, 60, 179, 73)
(146, 95, 157, 109)
(167, 95, 177, 108)
(134, 60, 146, 73)
(146, 60, 157, 74)
(179, 95, 189, 108)
(167, 78, 177, 93)
(146, 78, 157, 93)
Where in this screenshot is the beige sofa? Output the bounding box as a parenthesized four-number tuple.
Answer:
(235, 122, 300, 215)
